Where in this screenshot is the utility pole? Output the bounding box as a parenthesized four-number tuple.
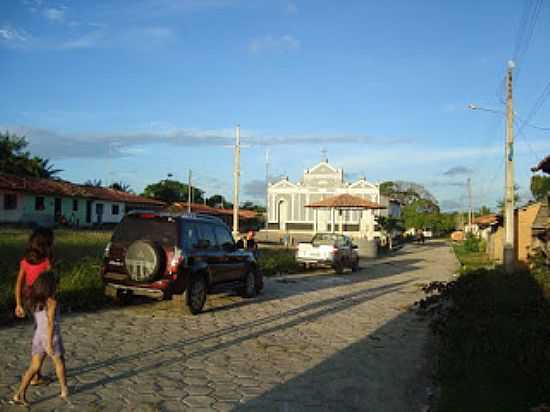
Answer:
(467, 177, 473, 230)
(504, 60, 515, 273)
(232, 125, 241, 238)
(187, 169, 192, 214)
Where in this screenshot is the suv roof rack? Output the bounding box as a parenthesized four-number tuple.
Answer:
(189, 213, 225, 224)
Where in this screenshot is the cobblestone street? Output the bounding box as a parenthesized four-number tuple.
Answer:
(0, 241, 457, 412)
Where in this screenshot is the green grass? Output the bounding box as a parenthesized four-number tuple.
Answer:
(0, 229, 111, 321)
(451, 240, 493, 272)
(426, 267, 550, 412)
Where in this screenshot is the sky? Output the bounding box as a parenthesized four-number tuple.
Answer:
(1, 0, 549, 211)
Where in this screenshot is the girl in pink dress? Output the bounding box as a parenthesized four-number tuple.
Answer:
(11, 271, 68, 406)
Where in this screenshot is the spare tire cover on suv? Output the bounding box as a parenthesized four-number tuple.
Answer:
(125, 240, 163, 282)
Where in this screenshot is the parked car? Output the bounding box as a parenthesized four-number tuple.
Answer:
(101, 211, 263, 315)
(296, 233, 359, 274)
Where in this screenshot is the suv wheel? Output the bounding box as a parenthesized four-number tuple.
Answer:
(243, 270, 257, 298)
(351, 260, 360, 272)
(186, 275, 207, 315)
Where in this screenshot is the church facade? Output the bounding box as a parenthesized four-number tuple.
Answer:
(267, 160, 391, 239)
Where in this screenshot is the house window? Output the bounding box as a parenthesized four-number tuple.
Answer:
(73, 199, 79, 212)
(112, 204, 120, 215)
(4, 193, 17, 210)
(35, 197, 45, 211)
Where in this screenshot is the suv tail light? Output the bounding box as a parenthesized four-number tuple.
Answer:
(330, 246, 338, 255)
(170, 246, 184, 273)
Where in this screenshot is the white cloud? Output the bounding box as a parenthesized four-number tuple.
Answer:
(44, 7, 65, 22)
(0, 26, 29, 43)
(248, 34, 300, 54)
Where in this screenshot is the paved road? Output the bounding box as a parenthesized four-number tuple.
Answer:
(0, 240, 457, 412)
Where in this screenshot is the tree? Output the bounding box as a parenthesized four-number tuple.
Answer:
(477, 205, 492, 216)
(142, 179, 204, 204)
(207, 194, 232, 209)
(241, 201, 266, 213)
(84, 179, 103, 187)
(530, 175, 550, 202)
(109, 181, 133, 193)
(497, 184, 521, 211)
(0, 132, 61, 178)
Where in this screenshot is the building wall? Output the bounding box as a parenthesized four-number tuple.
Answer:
(487, 227, 504, 262)
(515, 203, 542, 263)
(91, 200, 126, 224)
(0, 191, 24, 223)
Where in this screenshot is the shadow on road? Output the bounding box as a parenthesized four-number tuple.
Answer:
(31, 279, 414, 405)
(239, 309, 432, 412)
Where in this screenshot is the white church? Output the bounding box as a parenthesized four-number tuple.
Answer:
(266, 159, 400, 240)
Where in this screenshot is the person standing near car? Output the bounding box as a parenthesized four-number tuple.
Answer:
(14, 227, 55, 387)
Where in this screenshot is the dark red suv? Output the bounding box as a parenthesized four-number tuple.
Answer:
(101, 211, 263, 314)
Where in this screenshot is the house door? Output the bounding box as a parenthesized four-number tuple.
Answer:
(278, 200, 288, 231)
(54, 198, 62, 222)
(86, 200, 93, 224)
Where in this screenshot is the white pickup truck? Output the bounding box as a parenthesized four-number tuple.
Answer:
(296, 233, 360, 274)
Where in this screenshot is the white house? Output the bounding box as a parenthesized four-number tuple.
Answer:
(267, 160, 396, 240)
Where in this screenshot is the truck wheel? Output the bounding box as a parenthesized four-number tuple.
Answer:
(186, 275, 207, 315)
(351, 260, 360, 272)
(243, 270, 257, 298)
(334, 261, 344, 274)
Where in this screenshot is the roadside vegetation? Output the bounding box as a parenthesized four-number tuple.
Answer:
(451, 234, 492, 272)
(420, 238, 550, 411)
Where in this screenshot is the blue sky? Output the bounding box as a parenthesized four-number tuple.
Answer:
(1, 0, 549, 211)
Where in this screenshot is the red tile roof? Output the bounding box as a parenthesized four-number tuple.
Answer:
(306, 193, 386, 209)
(0, 174, 164, 205)
(473, 214, 500, 226)
(168, 202, 258, 219)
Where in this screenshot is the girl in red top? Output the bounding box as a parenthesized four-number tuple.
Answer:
(14, 227, 54, 387)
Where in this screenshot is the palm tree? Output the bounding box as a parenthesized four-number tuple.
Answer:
(84, 179, 103, 187)
(109, 181, 133, 193)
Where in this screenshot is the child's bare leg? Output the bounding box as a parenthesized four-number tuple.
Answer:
(14, 354, 45, 404)
(51, 355, 68, 398)
(30, 356, 48, 384)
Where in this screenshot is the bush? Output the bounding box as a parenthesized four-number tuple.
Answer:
(418, 269, 550, 411)
(463, 234, 483, 253)
(258, 248, 299, 277)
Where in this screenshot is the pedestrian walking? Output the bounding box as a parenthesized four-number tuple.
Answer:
(11, 271, 68, 406)
(14, 227, 55, 387)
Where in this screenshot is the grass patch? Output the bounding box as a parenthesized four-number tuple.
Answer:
(0, 229, 111, 320)
(420, 268, 550, 412)
(451, 240, 492, 272)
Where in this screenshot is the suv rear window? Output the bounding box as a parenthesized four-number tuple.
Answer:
(112, 215, 177, 246)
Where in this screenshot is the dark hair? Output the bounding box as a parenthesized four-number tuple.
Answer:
(24, 227, 54, 265)
(29, 271, 58, 312)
